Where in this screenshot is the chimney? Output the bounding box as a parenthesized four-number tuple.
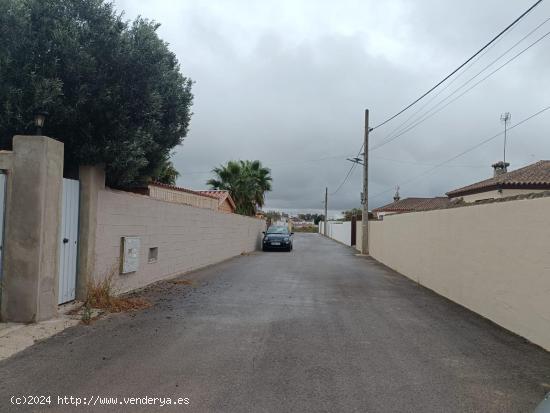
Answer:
(492, 161, 510, 177)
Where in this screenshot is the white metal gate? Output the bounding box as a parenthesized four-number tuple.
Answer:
(0, 172, 6, 281)
(58, 178, 79, 304)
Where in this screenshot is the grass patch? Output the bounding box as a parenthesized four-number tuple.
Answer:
(76, 271, 151, 324)
(85, 276, 151, 313)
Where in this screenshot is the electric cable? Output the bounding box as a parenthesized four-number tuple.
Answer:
(370, 0, 544, 131)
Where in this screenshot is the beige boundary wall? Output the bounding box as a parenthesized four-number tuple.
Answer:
(94, 188, 265, 294)
(365, 196, 550, 351)
(79, 166, 265, 295)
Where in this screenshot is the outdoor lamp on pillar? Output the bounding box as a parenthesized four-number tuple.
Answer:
(34, 111, 48, 135)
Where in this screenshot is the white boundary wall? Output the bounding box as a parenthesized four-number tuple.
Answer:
(319, 221, 352, 246)
(367, 196, 550, 351)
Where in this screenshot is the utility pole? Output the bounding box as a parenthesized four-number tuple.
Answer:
(361, 109, 369, 255)
(324, 187, 328, 236)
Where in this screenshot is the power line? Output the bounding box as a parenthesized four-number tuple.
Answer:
(371, 156, 489, 168)
(378, 22, 516, 144)
(369, 104, 550, 202)
(309, 0, 545, 196)
(378, 16, 549, 146)
(370, 0, 544, 131)
(184, 143, 365, 195)
(371, 18, 550, 151)
(372, 27, 550, 151)
(330, 162, 357, 195)
(183, 152, 360, 176)
(343, 154, 487, 169)
(329, 142, 365, 195)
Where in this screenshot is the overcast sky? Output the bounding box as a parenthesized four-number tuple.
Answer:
(114, 0, 550, 215)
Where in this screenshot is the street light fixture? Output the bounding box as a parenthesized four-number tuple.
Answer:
(346, 157, 364, 166)
(34, 111, 49, 135)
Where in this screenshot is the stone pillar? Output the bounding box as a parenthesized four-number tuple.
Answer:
(76, 165, 105, 300)
(1, 136, 64, 322)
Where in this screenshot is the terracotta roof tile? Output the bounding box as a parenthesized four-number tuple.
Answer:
(373, 197, 451, 213)
(446, 160, 550, 197)
(196, 190, 236, 210)
(149, 181, 219, 200)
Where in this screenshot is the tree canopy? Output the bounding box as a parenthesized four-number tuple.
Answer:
(342, 208, 362, 220)
(297, 213, 324, 225)
(207, 160, 272, 216)
(154, 157, 180, 185)
(0, 0, 193, 187)
(264, 210, 282, 224)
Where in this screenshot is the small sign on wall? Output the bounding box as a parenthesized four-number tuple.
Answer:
(121, 236, 140, 274)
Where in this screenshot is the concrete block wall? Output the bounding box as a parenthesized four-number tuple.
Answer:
(93, 188, 265, 293)
(367, 196, 550, 351)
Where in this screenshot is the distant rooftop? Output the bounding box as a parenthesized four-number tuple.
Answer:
(373, 197, 451, 214)
(196, 190, 236, 210)
(446, 160, 550, 197)
(149, 181, 218, 199)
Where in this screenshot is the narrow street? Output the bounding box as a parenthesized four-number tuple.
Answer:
(1, 234, 549, 412)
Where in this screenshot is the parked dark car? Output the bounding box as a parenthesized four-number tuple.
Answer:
(262, 226, 293, 252)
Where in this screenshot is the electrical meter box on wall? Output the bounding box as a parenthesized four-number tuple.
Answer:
(121, 236, 140, 274)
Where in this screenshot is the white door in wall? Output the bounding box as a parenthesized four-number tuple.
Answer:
(0, 172, 6, 281)
(58, 178, 80, 304)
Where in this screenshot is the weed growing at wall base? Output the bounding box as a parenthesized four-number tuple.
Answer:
(75, 268, 151, 324)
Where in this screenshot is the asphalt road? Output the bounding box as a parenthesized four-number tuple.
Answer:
(1, 233, 549, 412)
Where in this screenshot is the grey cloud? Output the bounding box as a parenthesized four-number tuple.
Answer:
(114, 0, 550, 212)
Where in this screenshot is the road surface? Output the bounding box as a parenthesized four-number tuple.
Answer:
(1, 234, 549, 412)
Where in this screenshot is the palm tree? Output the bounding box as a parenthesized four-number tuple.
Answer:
(207, 160, 272, 216)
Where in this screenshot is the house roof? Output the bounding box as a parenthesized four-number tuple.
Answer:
(373, 197, 451, 213)
(446, 160, 550, 197)
(196, 190, 237, 210)
(149, 181, 219, 200)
